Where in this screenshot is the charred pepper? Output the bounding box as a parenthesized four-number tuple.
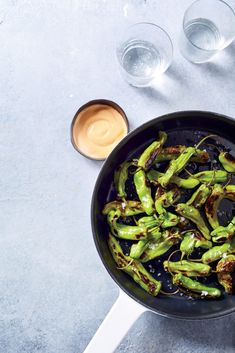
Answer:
(201, 243, 231, 264)
(225, 185, 235, 201)
(205, 184, 225, 229)
(108, 234, 161, 296)
(138, 131, 167, 170)
(107, 210, 148, 240)
(134, 169, 154, 215)
(103, 200, 144, 216)
(147, 170, 199, 189)
(140, 228, 182, 262)
(176, 203, 211, 240)
(114, 161, 132, 199)
(219, 151, 235, 173)
(186, 184, 211, 209)
(130, 227, 162, 259)
(193, 170, 227, 184)
(155, 186, 181, 214)
(172, 273, 221, 298)
(164, 260, 212, 277)
(211, 216, 235, 242)
(216, 254, 235, 294)
(154, 145, 209, 164)
(158, 146, 196, 187)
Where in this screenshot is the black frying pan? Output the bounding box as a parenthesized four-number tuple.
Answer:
(91, 111, 235, 322)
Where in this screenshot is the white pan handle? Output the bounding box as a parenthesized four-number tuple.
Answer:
(83, 289, 147, 353)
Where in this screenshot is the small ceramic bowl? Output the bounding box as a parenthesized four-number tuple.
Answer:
(71, 99, 129, 160)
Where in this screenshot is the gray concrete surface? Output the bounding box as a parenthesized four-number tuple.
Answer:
(0, 1, 235, 352)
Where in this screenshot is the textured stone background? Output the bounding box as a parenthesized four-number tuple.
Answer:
(0, 1, 235, 352)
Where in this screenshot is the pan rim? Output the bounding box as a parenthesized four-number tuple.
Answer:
(91, 110, 235, 320)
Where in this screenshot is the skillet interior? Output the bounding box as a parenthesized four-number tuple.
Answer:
(91, 111, 235, 319)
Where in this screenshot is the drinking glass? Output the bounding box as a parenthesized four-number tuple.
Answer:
(116, 22, 173, 87)
(180, 0, 235, 63)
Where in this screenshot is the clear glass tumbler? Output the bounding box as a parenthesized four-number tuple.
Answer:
(180, 0, 235, 64)
(116, 22, 173, 87)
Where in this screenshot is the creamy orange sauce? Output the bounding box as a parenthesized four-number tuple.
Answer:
(72, 104, 128, 159)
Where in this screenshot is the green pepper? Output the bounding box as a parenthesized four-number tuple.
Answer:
(195, 239, 212, 249)
(158, 146, 196, 187)
(219, 152, 235, 173)
(186, 184, 211, 209)
(159, 211, 179, 228)
(129, 227, 162, 259)
(225, 185, 235, 201)
(154, 145, 209, 164)
(138, 131, 167, 170)
(114, 161, 132, 199)
(108, 234, 161, 296)
(180, 231, 212, 258)
(140, 228, 182, 262)
(107, 210, 148, 240)
(216, 254, 235, 272)
(134, 169, 154, 215)
(137, 215, 159, 228)
(193, 170, 227, 184)
(216, 255, 235, 294)
(155, 186, 181, 214)
(147, 170, 199, 189)
(205, 184, 225, 229)
(176, 203, 211, 240)
(201, 243, 231, 264)
(172, 273, 221, 298)
(103, 200, 144, 216)
(164, 260, 212, 277)
(211, 216, 235, 242)
(180, 232, 197, 257)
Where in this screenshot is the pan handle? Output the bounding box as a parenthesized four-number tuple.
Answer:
(83, 289, 147, 353)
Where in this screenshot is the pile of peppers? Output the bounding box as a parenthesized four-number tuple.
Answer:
(103, 131, 235, 299)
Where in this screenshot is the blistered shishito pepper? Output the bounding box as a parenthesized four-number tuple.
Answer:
(176, 203, 211, 240)
(108, 234, 161, 296)
(140, 228, 182, 262)
(193, 170, 227, 184)
(195, 239, 212, 249)
(157, 135, 216, 187)
(225, 185, 235, 201)
(180, 232, 197, 257)
(130, 227, 162, 259)
(107, 210, 148, 240)
(103, 200, 144, 216)
(137, 216, 159, 228)
(186, 184, 211, 209)
(172, 273, 221, 298)
(154, 145, 209, 164)
(219, 151, 235, 173)
(140, 239, 172, 262)
(147, 170, 200, 189)
(159, 212, 179, 228)
(134, 169, 154, 215)
(137, 213, 179, 229)
(211, 216, 235, 242)
(216, 254, 235, 294)
(114, 161, 132, 199)
(164, 260, 212, 277)
(180, 231, 212, 258)
(155, 186, 181, 214)
(201, 243, 231, 264)
(205, 184, 225, 230)
(138, 131, 167, 170)
(158, 146, 196, 187)
(216, 254, 235, 272)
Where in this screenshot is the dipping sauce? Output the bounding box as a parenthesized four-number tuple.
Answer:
(71, 102, 128, 160)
